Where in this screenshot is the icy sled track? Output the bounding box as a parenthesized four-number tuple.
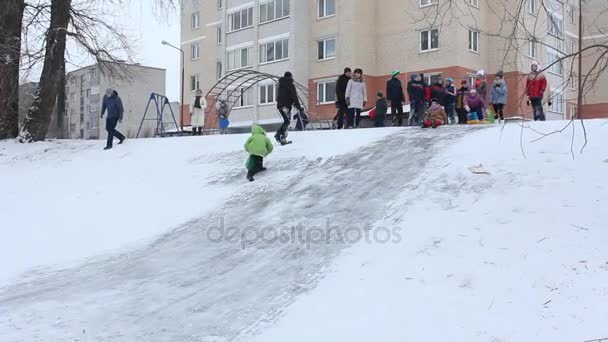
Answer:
(1, 121, 608, 342)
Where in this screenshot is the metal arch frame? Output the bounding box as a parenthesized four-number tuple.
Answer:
(204, 70, 309, 134)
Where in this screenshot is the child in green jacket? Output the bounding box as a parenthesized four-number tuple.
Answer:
(244, 124, 274, 182)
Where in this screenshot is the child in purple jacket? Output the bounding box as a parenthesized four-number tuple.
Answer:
(465, 89, 485, 122)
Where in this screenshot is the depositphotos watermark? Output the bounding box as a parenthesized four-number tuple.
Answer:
(205, 217, 402, 250)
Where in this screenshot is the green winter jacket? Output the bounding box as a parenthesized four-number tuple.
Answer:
(244, 124, 274, 157)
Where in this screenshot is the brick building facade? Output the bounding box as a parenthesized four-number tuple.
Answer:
(180, 0, 608, 127)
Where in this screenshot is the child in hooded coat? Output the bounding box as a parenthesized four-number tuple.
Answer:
(422, 98, 449, 128)
(244, 124, 274, 182)
(465, 89, 485, 122)
(490, 71, 508, 121)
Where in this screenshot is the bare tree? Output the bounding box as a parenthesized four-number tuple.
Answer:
(0, 0, 25, 139)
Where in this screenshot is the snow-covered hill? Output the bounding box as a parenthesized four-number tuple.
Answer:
(1, 121, 607, 342)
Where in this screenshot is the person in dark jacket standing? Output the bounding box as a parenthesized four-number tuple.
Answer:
(276, 71, 302, 145)
(407, 74, 425, 126)
(455, 80, 469, 124)
(101, 88, 125, 150)
(444, 78, 457, 124)
(430, 78, 445, 106)
(386, 70, 405, 126)
(375, 91, 388, 127)
(334, 67, 351, 129)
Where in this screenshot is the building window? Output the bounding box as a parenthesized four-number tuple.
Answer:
(218, 0, 223, 10)
(468, 29, 479, 53)
(318, 0, 336, 18)
(568, 5, 576, 24)
(234, 87, 252, 108)
(549, 90, 564, 113)
(228, 7, 254, 32)
(528, 0, 536, 15)
(468, 0, 479, 8)
(226, 47, 253, 70)
(425, 73, 443, 86)
(547, 13, 563, 38)
(70, 93, 75, 101)
(570, 39, 577, 55)
(190, 75, 200, 92)
(191, 12, 200, 29)
(420, 28, 439, 52)
(191, 43, 200, 60)
(528, 38, 537, 58)
(259, 38, 289, 64)
(217, 27, 222, 45)
(317, 81, 336, 104)
(317, 37, 336, 60)
(259, 84, 276, 105)
(216, 62, 222, 80)
(419, 0, 438, 7)
(547, 51, 563, 75)
(86, 88, 91, 98)
(570, 106, 577, 119)
(569, 74, 577, 90)
(260, 0, 290, 23)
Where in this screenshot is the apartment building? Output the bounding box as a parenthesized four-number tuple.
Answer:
(181, 0, 608, 125)
(64, 63, 166, 139)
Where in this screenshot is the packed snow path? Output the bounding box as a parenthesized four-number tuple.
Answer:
(0, 127, 475, 342)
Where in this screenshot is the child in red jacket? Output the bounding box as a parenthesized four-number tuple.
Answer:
(526, 61, 548, 121)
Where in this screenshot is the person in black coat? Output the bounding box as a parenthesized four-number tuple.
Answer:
(375, 91, 388, 127)
(430, 79, 445, 106)
(101, 88, 126, 150)
(275, 71, 302, 145)
(407, 74, 425, 126)
(334, 67, 351, 129)
(386, 70, 406, 126)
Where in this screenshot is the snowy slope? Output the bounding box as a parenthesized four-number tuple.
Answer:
(1, 121, 607, 342)
(0, 127, 395, 284)
(248, 120, 608, 342)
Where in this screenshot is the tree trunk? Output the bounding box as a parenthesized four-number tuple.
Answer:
(0, 0, 25, 140)
(20, 0, 71, 142)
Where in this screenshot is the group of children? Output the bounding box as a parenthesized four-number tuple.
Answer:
(244, 61, 550, 181)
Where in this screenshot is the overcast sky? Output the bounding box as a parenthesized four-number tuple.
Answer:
(66, 1, 181, 101)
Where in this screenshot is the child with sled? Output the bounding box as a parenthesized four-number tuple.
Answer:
(421, 98, 448, 128)
(244, 124, 274, 182)
(464, 89, 486, 124)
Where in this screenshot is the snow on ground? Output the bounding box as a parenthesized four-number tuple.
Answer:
(0, 127, 395, 284)
(248, 120, 608, 342)
(1, 120, 607, 342)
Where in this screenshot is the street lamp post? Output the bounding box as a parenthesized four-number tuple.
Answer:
(162, 40, 185, 132)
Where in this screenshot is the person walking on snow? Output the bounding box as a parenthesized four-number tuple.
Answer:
(444, 78, 457, 124)
(345, 68, 367, 128)
(101, 88, 125, 150)
(490, 71, 508, 122)
(276, 71, 302, 145)
(422, 98, 449, 128)
(455, 80, 469, 124)
(191, 89, 207, 135)
(407, 74, 425, 126)
(244, 124, 274, 182)
(386, 70, 406, 126)
(526, 61, 549, 121)
(465, 89, 485, 122)
(334, 67, 352, 129)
